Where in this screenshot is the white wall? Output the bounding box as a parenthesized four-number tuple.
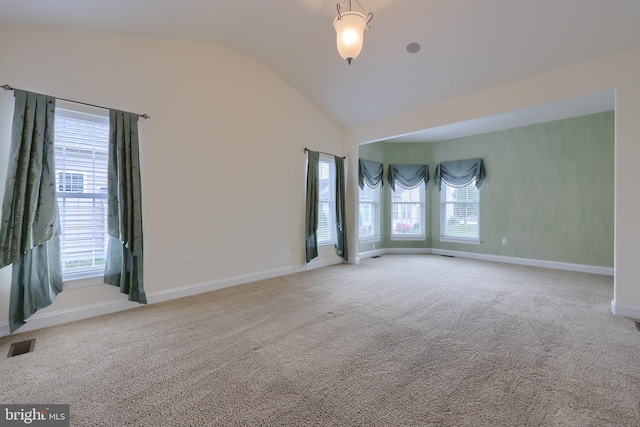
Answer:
(345, 47, 640, 320)
(0, 26, 344, 334)
(3, 26, 639, 335)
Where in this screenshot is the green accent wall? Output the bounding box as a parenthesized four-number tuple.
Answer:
(358, 111, 614, 267)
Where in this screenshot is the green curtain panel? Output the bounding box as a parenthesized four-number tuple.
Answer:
(11, 238, 62, 332)
(0, 90, 62, 333)
(358, 159, 383, 189)
(388, 164, 429, 191)
(434, 158, 486, 190)
(334, 156, 348, 261)
(304, 150, 319, 263)
(104, 109, 146, 304)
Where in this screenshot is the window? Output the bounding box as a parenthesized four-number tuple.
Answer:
(58, 172, 84, 192)
(359, 184, 380, 240)
(317, 156, 336, 245)
(54, 105, 109, 280)
(391, 181, 425, 237)
(441, 178, 480, 240)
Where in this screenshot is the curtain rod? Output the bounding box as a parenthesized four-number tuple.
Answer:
(1, 84, 150, 120)
(304, 147, 346, 159)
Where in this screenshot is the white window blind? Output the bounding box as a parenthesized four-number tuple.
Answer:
(441, 178, 480, 239)
(54, 107, 109, 280)
(359, 184, 380, 239)
(391, 182, 425, 235)
(317, 157, 336, 245)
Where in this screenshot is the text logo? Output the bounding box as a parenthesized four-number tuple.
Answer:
(0, 405, 69, 427)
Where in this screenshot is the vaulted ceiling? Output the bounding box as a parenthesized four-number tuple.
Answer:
(1, 0, 639, 138)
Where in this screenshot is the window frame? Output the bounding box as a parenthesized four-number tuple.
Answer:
(54, 101, 110, 286)
(439, 178, 481, 244)
(358, 183, 381, 242)
(316, 155, 337, 247)
(58, 172, 85, 192)
(390, 181, 426, 241)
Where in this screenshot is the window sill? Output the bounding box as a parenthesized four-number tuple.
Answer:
(63, 275, 104, 290)
(439, 236, 481, 245)
(318, 242, 336, 248)
(359, 236, 382, 244)
(390, 235, 426, 241)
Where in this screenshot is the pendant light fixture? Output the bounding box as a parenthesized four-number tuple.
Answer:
(334, 0, 373, 65)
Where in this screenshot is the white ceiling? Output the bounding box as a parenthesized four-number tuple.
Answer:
(0, 0, 637, 139)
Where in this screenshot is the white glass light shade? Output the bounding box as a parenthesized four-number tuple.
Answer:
(333, 11, 367, 64)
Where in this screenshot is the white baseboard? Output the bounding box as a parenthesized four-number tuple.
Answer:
(611, 300, 640, 320)
(0, 298, 140, 338)
(0, 258, 344, 338)
(357, 249, 386, 260)
(430, 248, 614, 276)
(384, 248, 433, 255)
(148, 257, 342, 304)
(357, 247, 613, 276)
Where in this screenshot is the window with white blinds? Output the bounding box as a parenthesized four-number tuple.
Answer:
(317, 156, 336, 245)
(359, 184, 380, 240)
(54, 107, 109, 280)
(391, 182, 425, 236)
(441, 178, 480, 239)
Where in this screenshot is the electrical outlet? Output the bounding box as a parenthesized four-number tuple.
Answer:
(184, 256, 190, 267)
(502, 238, 507, 245)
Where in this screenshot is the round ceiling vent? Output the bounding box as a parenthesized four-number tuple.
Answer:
(406, 42, 421, 54)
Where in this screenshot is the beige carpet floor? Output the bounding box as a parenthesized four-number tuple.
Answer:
(0, 255, 639, 426)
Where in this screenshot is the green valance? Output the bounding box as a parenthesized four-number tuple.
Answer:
(358, 159, 383, 189)
(435, 158, 486, 190)
(388, 164, 429, 191)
